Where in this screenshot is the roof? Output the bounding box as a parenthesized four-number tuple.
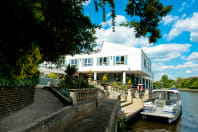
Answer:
(99, 41, 140, 55)
(185, 76, 198, 80)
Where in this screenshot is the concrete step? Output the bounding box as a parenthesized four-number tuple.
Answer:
(121, 101, 132, 107)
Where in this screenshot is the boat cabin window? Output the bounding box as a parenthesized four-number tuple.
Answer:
(152, 91, 166, 100)
(168, 92, 179, 100)
(166, 92, 179, 105)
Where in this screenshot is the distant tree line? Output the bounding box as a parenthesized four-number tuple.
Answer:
(154, 75, 198, 89)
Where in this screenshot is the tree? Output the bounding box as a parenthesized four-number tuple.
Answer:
(154, 81, 161, 89)
(0, 0, 97, 79)
(176, 77, 183, 88)
(167, 79, 176, 88)
(160, 74, 168, 88)
(182, 79, 189, 88)
(0, 0, 172, 79)
(95, 0, 172, 43)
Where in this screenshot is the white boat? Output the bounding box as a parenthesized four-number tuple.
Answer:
(140, 88, 182, 123)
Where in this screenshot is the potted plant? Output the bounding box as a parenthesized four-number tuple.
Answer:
(88, 69, 92, 78)
(128, 79, 132, 89)
(102, 74, 108, 89)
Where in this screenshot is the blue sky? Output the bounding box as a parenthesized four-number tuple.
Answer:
(83, 0, 198, 81)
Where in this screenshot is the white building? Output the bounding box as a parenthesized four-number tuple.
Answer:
(65, 42, 154, 89)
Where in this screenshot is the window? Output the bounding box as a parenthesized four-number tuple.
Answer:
(99, 57, 107, 65)
(83, 58, 93, 66)
(116, 56, 124, 64)
(71, 59, 78, 66)
(144, 58, 147, 68)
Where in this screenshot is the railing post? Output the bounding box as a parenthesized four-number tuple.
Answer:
(127, 89, 133, 103)
(88, 77, 92, 85)
(70, 91, 78, 105)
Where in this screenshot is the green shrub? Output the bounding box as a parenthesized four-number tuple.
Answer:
(0, 71, 40, 89)
(103, 74, 107, 83)
(128, 79, 132, 85)
(117, 118, 127, 132)
(111, 82, 117, 86)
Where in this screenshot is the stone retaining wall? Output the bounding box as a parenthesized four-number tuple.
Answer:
(68, 96, 122, 132)
(0, 87, 35, 119)
(14, 102, 97, 132)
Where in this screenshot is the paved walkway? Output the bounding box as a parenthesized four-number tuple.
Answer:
(123, 93, 149, 120)
(68, 98, 119, 132)
(0, 88, 65, 132)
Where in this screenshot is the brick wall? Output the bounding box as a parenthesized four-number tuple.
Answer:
(0, 87, 35, 119)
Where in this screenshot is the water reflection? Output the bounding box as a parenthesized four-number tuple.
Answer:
(128, 91, 198, 132)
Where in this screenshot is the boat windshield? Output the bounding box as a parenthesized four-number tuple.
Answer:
(152, 91, 166, 100)
(152, 91, 180, 105)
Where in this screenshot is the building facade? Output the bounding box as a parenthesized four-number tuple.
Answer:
(65, 42, 154, 89)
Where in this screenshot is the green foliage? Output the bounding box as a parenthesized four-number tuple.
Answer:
(62, 77, 78, 89)
(176, 77, 183, 88)
(0, 0, 97, 79)
(0, 0, 171, 85)
(154, 81, 161, 89)
(80, 76, 92, 88)
(46, 73, 58, 79)
(94, 0, 171, 42)
(111, 82, 117, 86)
(156, 75, 198, 89)
(128, 79, 132, 85)
(168, 79, 176, 88)
(60, 75, 92, 89)
(116, 82, 128, 89)
(88, 69, 93, 75)
(103, 74, 107, 83)
(65, 64, 77, 77)
(160, 74, 169, 88)
(191, 80, 198, 88)
(125, 0, 172, 43)
(0, 71, 39, 89)
(117, 118, 127, 132)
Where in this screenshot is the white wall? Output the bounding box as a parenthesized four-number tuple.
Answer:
(39, 42, 153, 78)
(65, 42, 145, 73)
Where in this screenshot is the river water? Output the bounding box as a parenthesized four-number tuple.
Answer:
(128, 91, 198, 132)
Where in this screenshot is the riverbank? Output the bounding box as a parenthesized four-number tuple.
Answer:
(178, 88, 198, 92)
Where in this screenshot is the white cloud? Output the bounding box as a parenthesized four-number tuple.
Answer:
(106, 12, 111, 17)
(185, 70, 192, 73)
(153, 61, 198, 71)
(83, 0, 91, 6)
(167, 12, 198, 41)
(96, 15, 150, 47)
(175, 61, 198, 69)
(162, 15, 178, 25)
(190, 32, 198, 42)
(152, 61, 198, 80)
(142, 44, 191, 61)
(152, 63, 175, 71)
(154, 72, 173, 81)
(181, 13, 186, 19)
(179, 2, 190, 12)
(185, 52, 198, 63)
(101, 15, 127, 28)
